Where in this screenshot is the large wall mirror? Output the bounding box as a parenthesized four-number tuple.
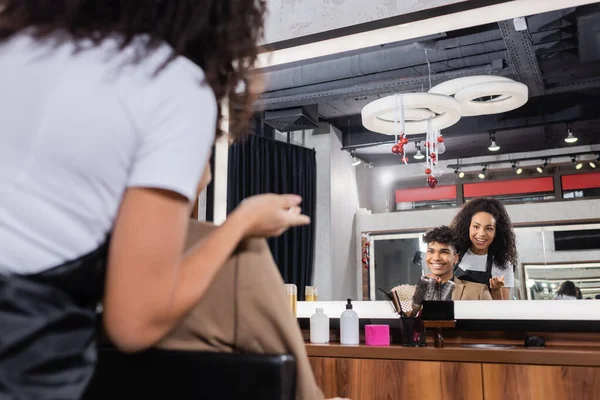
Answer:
(366, 223, 600, 301)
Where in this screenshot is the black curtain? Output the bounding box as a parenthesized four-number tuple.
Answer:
(227, 135, 316, 300)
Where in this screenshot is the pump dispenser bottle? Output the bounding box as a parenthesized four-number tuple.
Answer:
(340, 298, 359, 345)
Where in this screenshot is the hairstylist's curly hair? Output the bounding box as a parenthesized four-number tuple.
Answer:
(556, 281, 578, 298)
(450, 197, 517, 269)
(0, 0, 266, 140)
(422, 226, 460, 253)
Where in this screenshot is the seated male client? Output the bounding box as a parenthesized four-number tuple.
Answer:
(157, 163, 327, 400)
(424, 226, 492, 300)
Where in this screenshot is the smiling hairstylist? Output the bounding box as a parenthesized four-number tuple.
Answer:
(450, 198, 518, 300)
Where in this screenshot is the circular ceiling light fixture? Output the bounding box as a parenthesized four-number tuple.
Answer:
(429, 75, 529, 117)
(361, 93, 462, 135)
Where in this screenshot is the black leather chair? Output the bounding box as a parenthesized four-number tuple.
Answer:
(83, 347, 296, 400)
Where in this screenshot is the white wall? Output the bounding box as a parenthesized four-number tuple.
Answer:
(516, 229, 600, 265)
(298, 128, 333, 301)
(330, 126, 360, 301)
(263, 0, 468, 44)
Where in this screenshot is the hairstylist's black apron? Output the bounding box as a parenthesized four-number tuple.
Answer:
(0, 240, 108, 400)
(453, 251, 493, 289)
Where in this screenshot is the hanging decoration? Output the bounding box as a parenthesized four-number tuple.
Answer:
(422, 121, 445, 189)
(390, 94, 409, 164)
(361, 233, 371, 269)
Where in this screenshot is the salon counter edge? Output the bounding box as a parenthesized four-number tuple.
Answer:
(305, 342, 600, 367)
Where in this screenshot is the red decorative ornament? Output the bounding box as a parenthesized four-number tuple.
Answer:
(401, 137, 409, 145)
(425, 168, 432, 175)
(364, 241, 370, 247)
(362, 257, 370, 265)
(430, 152, 437, 159)
(427, 175, 438, 189)
(437, 136, 444, 143)
(402, 155, 409, 164)
(391, 145, 400, 154)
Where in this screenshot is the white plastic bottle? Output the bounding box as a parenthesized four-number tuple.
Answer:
(340, 298, 359, 345)
(310, 308, 330, 344)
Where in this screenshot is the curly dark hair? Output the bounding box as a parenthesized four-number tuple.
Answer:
(0, 0, 267, 140)
(556, 281, 578, 298)
(449, 197, 517, 269)
(422, 226, 460, 253)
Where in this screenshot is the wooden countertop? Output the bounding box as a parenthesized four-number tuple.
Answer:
(306, 343, 600, 367)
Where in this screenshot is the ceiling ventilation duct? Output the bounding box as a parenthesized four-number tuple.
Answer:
(262, 105, 319, 132)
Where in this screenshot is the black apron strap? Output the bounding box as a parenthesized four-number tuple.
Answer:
(453, 250, 493, 288)
(0, 239, 109, 400)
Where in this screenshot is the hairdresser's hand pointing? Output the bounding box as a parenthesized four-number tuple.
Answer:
(232, 194, 311, 238)
(489, 276, 505, 290)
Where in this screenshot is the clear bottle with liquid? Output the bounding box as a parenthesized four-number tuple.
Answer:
(310, 308, 330, 344)
(340, 298, 359, 345)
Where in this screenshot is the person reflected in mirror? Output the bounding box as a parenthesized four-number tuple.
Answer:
(554, 281, 579, 300)
(422, 226, 492, 301)
(450, 198, 518, 300)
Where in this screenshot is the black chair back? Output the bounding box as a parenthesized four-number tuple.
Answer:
(83, 348, 296, 400)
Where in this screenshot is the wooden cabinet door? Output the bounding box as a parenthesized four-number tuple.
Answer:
(482, 364, 600, 400)
(310, 357, 483, 400)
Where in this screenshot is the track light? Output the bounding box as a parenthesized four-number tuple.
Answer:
(454, 169, 465, 179)
(565, 129, 578, 144)
(571, 156, 583, 170)
(536, 159, 548, 174)
(590, 155, 599, 169)
(488, 132, 500, 152)
(350, 150, 362, 167)
(478, 167, 486, 180)
(512, 162, 522, 175)
(414, 143, 425, 160)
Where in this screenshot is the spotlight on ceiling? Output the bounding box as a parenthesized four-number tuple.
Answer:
(454, 169, 465, 179)
(565, 129, 578, 144)
(414, 143, 425, 160)
(536, 159, 548, 174)
(590, 155, 599, 169)
(478, 167, 486, 180)
(512, 162, 522, 175)
(572, 156, 583, 170)
(488, 132, 500, 152)
(350, 150, 362, 167)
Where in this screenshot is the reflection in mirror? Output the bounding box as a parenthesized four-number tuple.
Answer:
(518, 223, 600, 300)
(371, 233, 426, 301)
(368, 223, 600, 301)
(524, 262, 600, 300)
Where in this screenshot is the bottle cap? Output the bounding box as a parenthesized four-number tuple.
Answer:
(346, 298, 353, 310)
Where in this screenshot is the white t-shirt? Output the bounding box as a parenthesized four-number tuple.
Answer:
(458, 249, 515, 288)
(0, 32, 216, 275)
